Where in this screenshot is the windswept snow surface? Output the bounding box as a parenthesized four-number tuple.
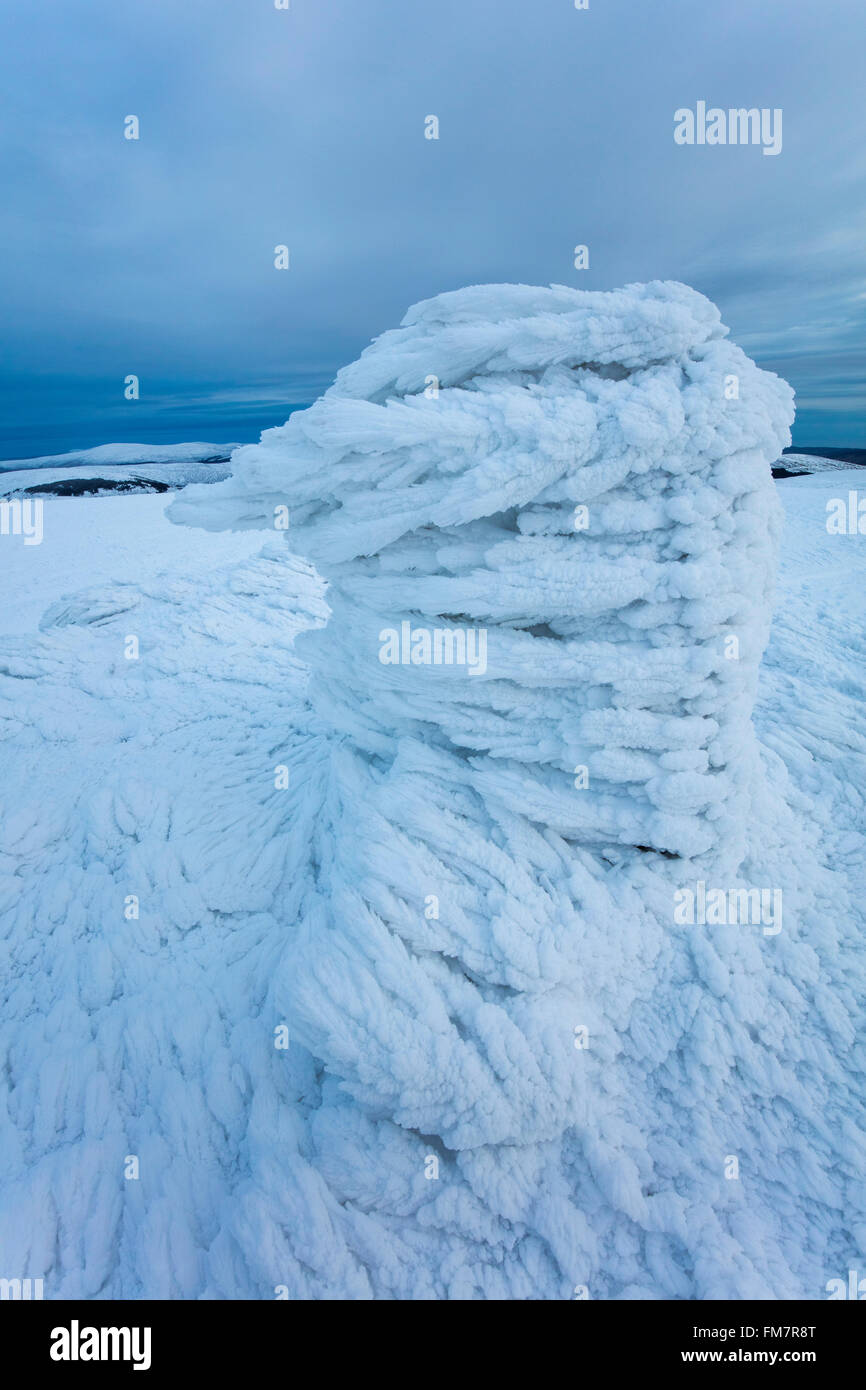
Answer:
(0, 494, 263, 638)
(0, 282, 864, 1300)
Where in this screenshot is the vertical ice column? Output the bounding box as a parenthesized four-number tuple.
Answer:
(169, 281, 795, 1152)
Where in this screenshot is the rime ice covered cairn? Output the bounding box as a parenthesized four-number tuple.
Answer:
(171, 282, 862, 1300)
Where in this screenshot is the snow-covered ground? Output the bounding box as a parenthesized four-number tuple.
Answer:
(0, 282, 863, 1300)
(0, 467, 862, 1299)
(0, 494, 263, 637)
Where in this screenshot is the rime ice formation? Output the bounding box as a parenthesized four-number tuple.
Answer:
(174, 281, 791, 870)
(2, 283, 864, 1301)
(166, 283, 863, 1297)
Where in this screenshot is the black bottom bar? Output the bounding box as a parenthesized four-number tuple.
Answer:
(4, 1298, 861, 1376)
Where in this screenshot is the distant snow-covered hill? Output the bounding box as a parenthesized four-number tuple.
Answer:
(0, 443, 238, 499)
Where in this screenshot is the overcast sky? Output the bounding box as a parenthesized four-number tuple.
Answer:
(1, 0, 863, 456)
